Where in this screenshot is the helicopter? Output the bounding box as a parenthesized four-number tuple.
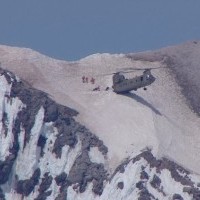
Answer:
(70, 66, 162, 94)
(108, 67, 160, 93)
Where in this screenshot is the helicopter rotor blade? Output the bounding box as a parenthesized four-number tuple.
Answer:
(119, 66, 166, 71)
(64, 71, 115, 78)
(119, 67, 145, 71)
(95, 72, 115, 77)
(65, 66, 167, 78)
(118, 70, 137, 74)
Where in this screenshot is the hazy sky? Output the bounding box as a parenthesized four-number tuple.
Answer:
(0, 1, 200, 61)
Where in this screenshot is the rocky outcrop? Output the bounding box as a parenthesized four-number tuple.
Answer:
(35, 172, 53, 200)
(16, 168, 41, 196)
(0, 68, 108, 199)
(68, 151, 107, 195)
(172, 193, 184, 200)
(109, 149, 200, 199)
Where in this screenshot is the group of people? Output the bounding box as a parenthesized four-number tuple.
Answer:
(82, 76, 95, 84)
(82, 76, 110, 91)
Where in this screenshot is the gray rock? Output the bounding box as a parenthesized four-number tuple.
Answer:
(53, 123, 77, 158)
(34, 191, 52, 200)
(34, 172, 53, 200)
(0, 187, 5, 200)
(110, 158, 130, 181)
(55, 172, 68, 187)
(150, 175, 161, 189)
(136, 181, 144, 190)
(192, 188, 200, 200)
(0, 110, 22, 185)
(0, 69, 15, 84)
(38, 172, 53, 193)
(117, 182, 124, 189)
(78, 127, 108, 155)
(172, 194, 183, 200)
(16, 168, 41, 196)
(138, 188, 154, 200)
(55, 190, 67, 200)
(0, 154, 16, 184)
(140, 170, 149, 180)
(37, 135, 47, 157)
(1, 112, 8, 137)
(68, 151, 107, 195)
(135, 150, 193, 186)
(183, 186, 200, 199)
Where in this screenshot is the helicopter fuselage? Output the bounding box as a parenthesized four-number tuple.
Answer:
(112, 70, 155, 93)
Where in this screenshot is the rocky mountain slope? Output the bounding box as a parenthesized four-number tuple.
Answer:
(0, 41, 200, 199)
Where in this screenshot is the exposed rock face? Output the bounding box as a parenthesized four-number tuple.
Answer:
(9, 74, 79, 150)
(0, 155, 16, 185)
(108, 150, 200, 200)
(150, 174, 161, 189)
(0, 68, 108, 199)
(172, 193, 184, 200)
(35, 172, 53, 200)
(16, 168, 41, 196)
(0, 66, 200, 200)
(68, 151, 107, 195)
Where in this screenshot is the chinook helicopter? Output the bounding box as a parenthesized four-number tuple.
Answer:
(74, 66, 162, 94)
(108, 67, 160, 93)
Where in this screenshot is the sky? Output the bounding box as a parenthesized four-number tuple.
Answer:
(0, 1, 200, 61)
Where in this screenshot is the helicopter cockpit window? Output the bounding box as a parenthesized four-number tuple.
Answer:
(146, 74, 150, 80)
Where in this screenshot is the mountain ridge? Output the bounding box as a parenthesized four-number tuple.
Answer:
(0, 41, 200, 199)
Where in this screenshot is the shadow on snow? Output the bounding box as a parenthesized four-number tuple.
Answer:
(121, 92, 162, 116)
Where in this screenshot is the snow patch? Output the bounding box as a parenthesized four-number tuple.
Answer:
(39, 128, 82, 178)
(0, 75, 24, 160)
(89, 147, 105, 164)
(15, 107, 44, 180)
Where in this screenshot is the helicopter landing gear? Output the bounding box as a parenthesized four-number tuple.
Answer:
(143, 87, 147, 90)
